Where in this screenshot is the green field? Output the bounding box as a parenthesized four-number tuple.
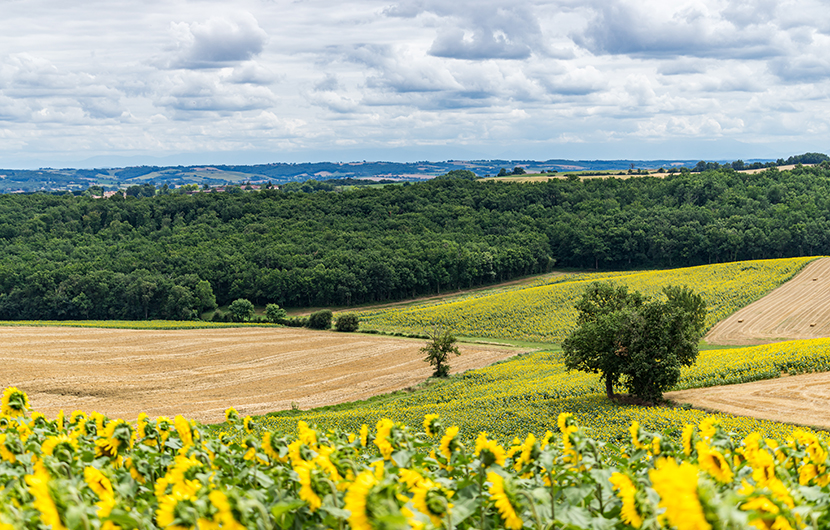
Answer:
(256, 337, 830, 446)
(357, 257, 818, 342)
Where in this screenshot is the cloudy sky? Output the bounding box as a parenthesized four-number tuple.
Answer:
(1, 0, 828, 168)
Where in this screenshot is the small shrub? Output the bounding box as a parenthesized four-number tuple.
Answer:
(335, 313, 359, 332)
(265, 303, 288, 323)
(307, 309, 333, 330)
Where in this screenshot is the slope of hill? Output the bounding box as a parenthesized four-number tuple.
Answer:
(705, 257, 830, 345)
(358, 257, 818, 343)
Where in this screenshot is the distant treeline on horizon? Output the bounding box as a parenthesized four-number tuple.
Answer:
(0, 158, 829, 320)
(3, 152, 826, 195)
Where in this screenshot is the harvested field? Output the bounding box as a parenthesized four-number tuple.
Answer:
(665, 371, 830, 431)
(0, 326, 523, 424)
(705, 257, 830, 345)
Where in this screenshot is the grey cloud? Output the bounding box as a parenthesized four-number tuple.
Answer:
(227, 62, 279, 85)
(768, 55, 830, 82)
(157, 73, 277, 114)
(165, 13, 267, 69)
(0, 54, 127, 122)
(428, 27, 531, 60)
(385, 1, 543, 60)
(658, 60, 707, 76)
(572, 1, 781, 60)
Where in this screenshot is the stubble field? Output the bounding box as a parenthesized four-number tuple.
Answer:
(0, 326, 522, 423)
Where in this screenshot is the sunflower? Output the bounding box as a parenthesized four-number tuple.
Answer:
(25, 468, 67, 530)
(475, 432, 506, 468)
(297, 421, 317, 448)
(648, 457, 711, 530)
(0, 433, 18, 463)
(243, 416, 254, 434)
(345, 471, 378, 530)
(696, 441, 733, 484)
(174, 415, 194, 449)
(84, 466, 115, 517)
(439, 426, 460, 462)
(374, 419, 395, 460)
(96, 419, 133, 458)
(1, 387, 29, 417)
(41, 434, 78, 463)
(208, 490, 245, 530)
(487, 471, 523, 530)
(156, 490, 202, 530)
(294, 460, 324, 512)
(423, 414, 440, 437)
(224, 407, 239, 423)
(411, 477, 454, 526)
(359, 424, 369, 447)
(609, 472, 643, 528)
(261, 431, 287, 462)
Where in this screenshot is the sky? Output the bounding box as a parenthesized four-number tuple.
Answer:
(1, 0, 828, 168)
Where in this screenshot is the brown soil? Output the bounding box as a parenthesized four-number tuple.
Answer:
(0, 326, 524, 424)
(665, 371, 830, 430)
(705, 257, 830, 346)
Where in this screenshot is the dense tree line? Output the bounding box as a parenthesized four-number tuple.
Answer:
(0, 162, 829, 319)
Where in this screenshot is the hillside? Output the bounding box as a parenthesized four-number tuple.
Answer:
(357, 258, 817, 342)
(2, 165, 830, 321)
(705, 257, 830, 344)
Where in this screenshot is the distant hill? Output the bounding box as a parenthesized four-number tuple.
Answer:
(0, 158, 772, 193)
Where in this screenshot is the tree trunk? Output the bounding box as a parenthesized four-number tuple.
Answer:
(605, 376, 615, 399)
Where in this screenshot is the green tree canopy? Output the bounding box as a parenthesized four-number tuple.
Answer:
(421, 328, 461, 378)
(228, 298, 255, 322)
(562, 282, 706, 402)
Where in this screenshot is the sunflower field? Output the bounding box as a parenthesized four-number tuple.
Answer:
(356, 258, 817, 342)
(1, 385, 829, 530)
(259, 338, 830, 448)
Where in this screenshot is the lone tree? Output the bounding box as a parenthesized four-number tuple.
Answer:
(562, 282, 707, 403)
(228, 298, 255, 322)
(421, 328, 461, 378)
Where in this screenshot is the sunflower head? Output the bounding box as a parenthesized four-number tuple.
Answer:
(423, 414, 441, 437)
(41, 435, 78, 464)
(225, 407, 240, 423)
(1, 388, 30, 418)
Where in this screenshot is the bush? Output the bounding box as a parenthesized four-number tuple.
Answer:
(228, 298, 255, 322)
(265, 303, 288, 323)
(307, 309, 333, 330)
(335, 313, 359, 332)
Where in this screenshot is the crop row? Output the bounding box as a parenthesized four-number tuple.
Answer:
(0, 386, 828, 529)
(357, 258, 817, 342)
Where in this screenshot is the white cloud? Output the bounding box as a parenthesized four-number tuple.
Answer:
(163, 13, 268, 69)
(0, 0, 828, 167)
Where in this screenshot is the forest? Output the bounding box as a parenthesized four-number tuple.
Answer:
(1, 162, 830, 320)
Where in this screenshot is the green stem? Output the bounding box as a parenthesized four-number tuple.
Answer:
(547, 468, 556, 529)
(479, 469, 486, 530)
(519, 491, 543, 530)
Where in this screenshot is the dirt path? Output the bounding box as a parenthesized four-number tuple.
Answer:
(705, 257, 830, 345)
(665, 371, 830, 430)
(0, 326, 524, 424)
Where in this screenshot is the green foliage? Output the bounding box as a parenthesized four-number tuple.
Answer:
(421, 328, 461, 377)
(334, 312, 359, 332)
(306, 309, 333, 330)
(562, 282, 707, 402)
(4, 164, 830, 319)
(265, 303, 287, 323)
(228, 298, 255, 322)
(435, 169, 477, 180)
